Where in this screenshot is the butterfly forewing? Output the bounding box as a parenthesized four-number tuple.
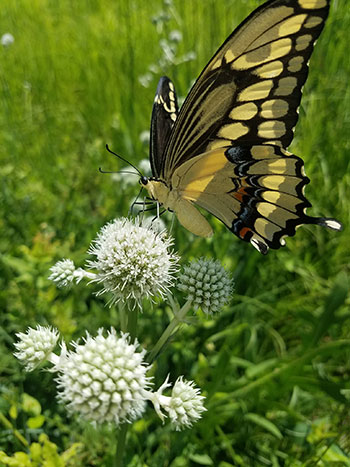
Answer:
(150, 76, 179, 178)
(161, 0, 330, 179)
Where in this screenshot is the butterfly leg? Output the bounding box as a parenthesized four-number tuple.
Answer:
(132, 201, 155, 205)
(169, 212, 176, 234)
(151, 209, 166, 223)
(129, 186, 144, 215)
(140, 206, 158, 212)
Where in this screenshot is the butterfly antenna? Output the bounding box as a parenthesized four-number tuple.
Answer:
(99, 168, 140, 176)
(105, 144, 143, 176)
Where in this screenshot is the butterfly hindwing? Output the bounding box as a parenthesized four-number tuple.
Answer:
(171, 144, 340, 254)
(150, 76, 179, 178)
(161, 0, 330, 179)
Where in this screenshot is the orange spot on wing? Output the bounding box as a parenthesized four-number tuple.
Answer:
(234, 187, 248, 202)
(239, 227, 251, 239)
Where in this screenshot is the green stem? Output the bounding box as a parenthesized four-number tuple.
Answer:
(166, 291, 179, 313)
(119, 303, 127, 333)
(0, 413, 28, 447)
(128, 307, 138, 340)
(115, 423, 128, 467)
(148, 299, 192, 363)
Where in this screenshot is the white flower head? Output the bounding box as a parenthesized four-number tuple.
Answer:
(178, 258, 234, 314)
(169, 30, 182, 43)
(49, 259, 95, 289)
(1, 33, 14, 47)
(86, 218, 178, 308)
(14, 326, 60, 371)
(149, 375, 206, 431)
(48, 259, 76, 288)
(168, 377, 206, 431)
(55, 329, 151, 425)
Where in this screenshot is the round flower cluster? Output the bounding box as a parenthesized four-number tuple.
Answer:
(48, 259, 76, 288)
(86, 218, 178, 307)
(55, 329, 151, 425)
(1, 33, 14, 47)
(166, 377, 206, 431)
(149, 375, 206, 431)
(178, 258, 233, 314)
(14, 326, 59, 371)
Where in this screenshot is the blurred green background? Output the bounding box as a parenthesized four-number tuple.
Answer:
(1, 0, 349, 465)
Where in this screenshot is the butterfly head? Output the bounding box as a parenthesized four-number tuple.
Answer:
(139, 176, 149, 186)
(139, 177, 170, 208)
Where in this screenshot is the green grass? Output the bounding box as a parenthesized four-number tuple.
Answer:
(1, 0, 349, 465)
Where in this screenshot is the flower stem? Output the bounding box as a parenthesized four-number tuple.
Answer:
(119, 303, 127, 333)
(128, 307, 138, 340)
(115, 423, 128, 467)
(148, 299, 192, 363)
(0, 413, 28, 447)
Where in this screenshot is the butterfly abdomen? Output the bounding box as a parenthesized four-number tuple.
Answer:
(172, 199, 213, 237)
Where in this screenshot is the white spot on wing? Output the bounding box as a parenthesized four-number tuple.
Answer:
(322, 219, 342, 231)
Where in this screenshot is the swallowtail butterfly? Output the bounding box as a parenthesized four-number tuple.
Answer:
(139, 0, 341, 254)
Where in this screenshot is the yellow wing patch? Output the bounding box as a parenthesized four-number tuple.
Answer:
(218, 123, 249, 139)
(172, 148, 231, 195)
(260, 100, 289, 118)
(258, 121, 286, 139)
(254, 61, 284, 78)
(229, 103, 259, 120)
(299, 0, 327, 9)
(238, 80, 274, 101)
